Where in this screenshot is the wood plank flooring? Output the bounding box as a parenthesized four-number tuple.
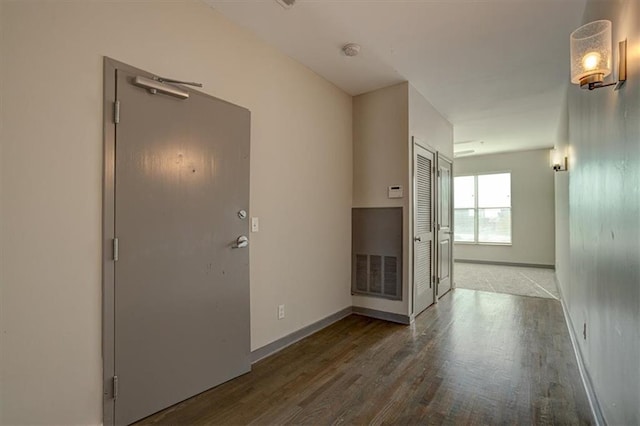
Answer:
(136, 289, 592, 425)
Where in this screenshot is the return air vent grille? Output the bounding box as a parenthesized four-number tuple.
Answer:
(351, 207, 402, 301)
(370, 255, 382, 293)
(384, 256, 398, 296)
(352, 254, 400, 299)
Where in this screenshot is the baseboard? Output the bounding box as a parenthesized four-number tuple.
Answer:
(250, 306, 352, 363)
(352, 306, 412, 325)
(455, 259, 555, 269)
(555, 276, 606, 426)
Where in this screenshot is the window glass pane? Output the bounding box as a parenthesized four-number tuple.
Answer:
(454, 209, 475, 242)
(478, 208, 511, 243)
(478, 173, 511, 208)
(454, 176, 475, 208)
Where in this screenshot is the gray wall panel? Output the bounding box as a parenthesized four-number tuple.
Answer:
(352, 207, 403, 300)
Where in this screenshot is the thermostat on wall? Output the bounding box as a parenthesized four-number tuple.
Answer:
(388, 185, 403, 199)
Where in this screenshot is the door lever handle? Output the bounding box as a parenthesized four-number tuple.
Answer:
(234, 235, 249, 249)
(414, 236, 422, 242)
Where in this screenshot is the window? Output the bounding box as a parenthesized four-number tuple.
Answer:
(454, 172, 511, 244)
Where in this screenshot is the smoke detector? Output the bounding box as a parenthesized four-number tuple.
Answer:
(342, 43, 361, 57)
(276, 0, 296, 9)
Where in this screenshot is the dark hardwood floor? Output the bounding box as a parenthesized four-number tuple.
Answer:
(137, 289, 592, 425)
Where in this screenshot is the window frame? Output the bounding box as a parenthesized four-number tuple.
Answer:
(454, 171, 512, 246)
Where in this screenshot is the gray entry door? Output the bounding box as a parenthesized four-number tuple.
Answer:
(436, 155, 453, 297)
(113, 68, 250, 425)
(413, 141, 435, 316)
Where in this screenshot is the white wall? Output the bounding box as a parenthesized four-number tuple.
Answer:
(0, 2, 352, 424)
(557, 1, 640, 424)
(352, 82, 409, 315)
(453, 149, 555, 266)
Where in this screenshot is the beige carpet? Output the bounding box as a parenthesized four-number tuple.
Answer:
(454, 262, 559, 299)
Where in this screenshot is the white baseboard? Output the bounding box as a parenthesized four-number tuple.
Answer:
(555, 276, 606, 426)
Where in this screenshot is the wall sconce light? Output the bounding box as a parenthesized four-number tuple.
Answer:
(570, 20, 627, 90)
(550, 148, 568, 172)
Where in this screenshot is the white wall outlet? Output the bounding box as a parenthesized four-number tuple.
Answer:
(251, 217, 259, 232)
(278, 304, 285, 320)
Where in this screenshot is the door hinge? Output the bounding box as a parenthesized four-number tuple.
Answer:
(114, 100, 120, 124)
(113, 375, 119, 400)
(113, 238, 119, 262)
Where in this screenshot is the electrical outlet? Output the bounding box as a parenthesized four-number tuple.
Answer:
(278, 304, 285, 320)
(583, 322, 587, 340)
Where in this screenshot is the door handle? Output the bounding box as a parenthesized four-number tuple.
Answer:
(234, 235, 249, 249)
(414, 236, 422, 242)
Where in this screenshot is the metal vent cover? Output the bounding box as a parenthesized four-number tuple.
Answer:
(370, 255, 382, 293)
(384, 256, 398, 296)
(352, 254, 400, 299)
(351, 208, 402, 301)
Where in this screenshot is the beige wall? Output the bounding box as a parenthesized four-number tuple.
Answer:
(352, 82, 409, 315)
(454, 149, 556, 266)
(0, 2, 352, 424)
(557, 1, 640, 424)
(408, 84, 454, 160)
(407, 83, 454, 313)
(352, 82, 452, 316)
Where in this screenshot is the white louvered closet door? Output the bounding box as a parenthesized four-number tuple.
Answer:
(413, 142, 435, 316)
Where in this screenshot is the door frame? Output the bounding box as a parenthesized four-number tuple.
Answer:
(102, 57, 124, 426)
(411, 137, 437, 316)
(435, 153, 454, 297)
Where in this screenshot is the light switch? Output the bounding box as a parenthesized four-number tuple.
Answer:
(251, 217, 259, 232)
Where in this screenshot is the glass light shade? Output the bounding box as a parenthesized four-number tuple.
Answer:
(570, 20, 612, 85)
(550, 148, 562, 167)
(550, 148, 568, 171)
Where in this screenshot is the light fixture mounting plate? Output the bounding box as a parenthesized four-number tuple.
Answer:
(276, 0, 296, 9)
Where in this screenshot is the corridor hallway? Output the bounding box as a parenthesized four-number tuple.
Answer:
(138, 289, 592, 425)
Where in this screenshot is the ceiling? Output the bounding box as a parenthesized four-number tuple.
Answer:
(206, 0, 587, 157)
